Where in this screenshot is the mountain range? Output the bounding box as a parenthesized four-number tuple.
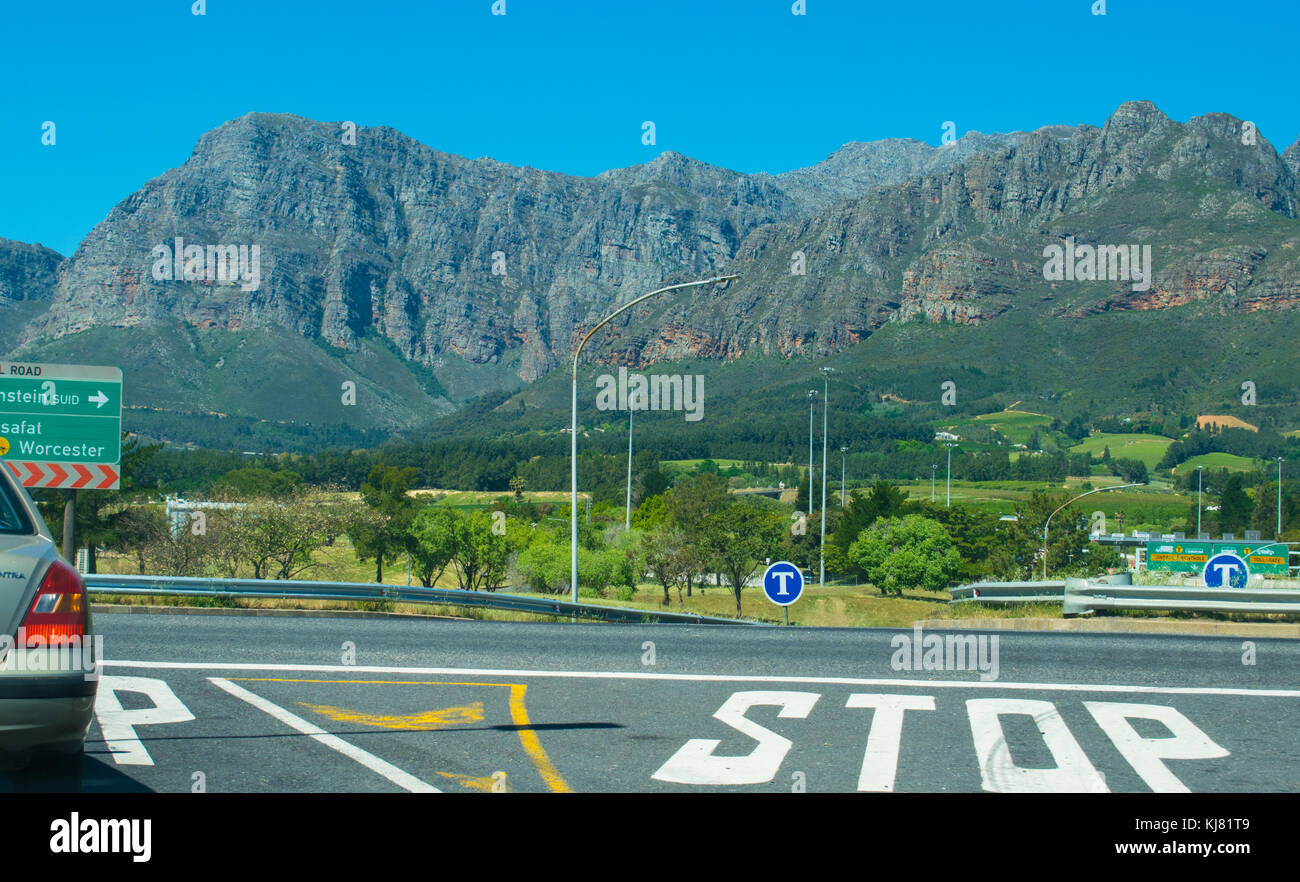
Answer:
(4, 100, 1299, 451)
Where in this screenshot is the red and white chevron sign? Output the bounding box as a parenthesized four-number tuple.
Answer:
(4, 461, 120, 490)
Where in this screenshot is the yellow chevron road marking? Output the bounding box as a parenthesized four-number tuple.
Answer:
(436, 770, 508, 792)
(226, 677, 573, 792)
(297, 701, 484, 730)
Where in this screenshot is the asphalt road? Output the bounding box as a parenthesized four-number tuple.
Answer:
(11, 612, 1300, 793)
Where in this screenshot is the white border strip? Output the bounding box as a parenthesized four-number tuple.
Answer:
(96, 660, 1300, 698)
(208, 677, 440, 793)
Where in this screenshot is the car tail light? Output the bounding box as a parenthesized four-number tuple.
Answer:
(19, 560, 87, 641)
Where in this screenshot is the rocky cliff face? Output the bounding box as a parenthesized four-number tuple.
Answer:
(18, 102, 1300, 395)
(0, 238, 63, 302)
(1284, 137, 1300, 177)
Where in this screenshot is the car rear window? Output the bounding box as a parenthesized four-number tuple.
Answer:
(0, 471, 34, 534)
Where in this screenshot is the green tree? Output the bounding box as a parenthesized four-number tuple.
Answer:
(833, 480, 912, 561)
(667, 472, 729, 527)
(848, 515, 961, 596)
(516, 537, 569, 593)
(913, 502, 1002, 581)
(212, 467, 302, 499)
(700, 505, 784, 617)
(631, 493, 669, 530)
(984, 490, 1109, 580)
(225, 489, 343, 580)
(408, 506, 459, 587)
(348, 464, 418, 582)
(644, 526, 690, 605)
(1249, 481, 1280, 537)
(448, 510, 512, 591)
(1218, 474, 1253, 534)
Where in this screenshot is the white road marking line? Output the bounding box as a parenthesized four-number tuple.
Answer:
(207, 677, 440, 793)
(94, 660, 1300, 698)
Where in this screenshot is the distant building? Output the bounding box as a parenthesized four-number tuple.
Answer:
(934, 431, 960, 441)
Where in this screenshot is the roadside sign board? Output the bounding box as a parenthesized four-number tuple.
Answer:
(1145, 540, 1287, 578)
(1203, 552, 1249, 589)
(762, 561, 804, 606)
(0, 362, 122, 490)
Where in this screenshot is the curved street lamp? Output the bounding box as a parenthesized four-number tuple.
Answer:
(570, 275, 738, 603)
(1042, 482, 1144, 580)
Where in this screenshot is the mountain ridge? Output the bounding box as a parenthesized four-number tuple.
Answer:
(6, 100, 1299, 448)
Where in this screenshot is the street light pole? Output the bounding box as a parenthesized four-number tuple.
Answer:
(571, 275, 738, 604)
(807, 390, 817, 516)
(820, 367, 831, 590)
(1278, 457, 1285, 539)
(625, 404, 633, 532)
(1197, 465, 1203, 537)
(1042, 482, 1144, 580)
(931, 464, 937, 503)
(841, 446, 848, 508)
(945, 444, 955, 507)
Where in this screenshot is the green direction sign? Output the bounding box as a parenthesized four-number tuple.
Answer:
(0, 362, 122, 469)
(1146, 539, 1289, 577)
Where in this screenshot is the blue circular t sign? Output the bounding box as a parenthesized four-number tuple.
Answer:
(763, 561, 804, 606)
(1203, 552, 1249, 589)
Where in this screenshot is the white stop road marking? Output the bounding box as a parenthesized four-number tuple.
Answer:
(657, 691, 1232, 791)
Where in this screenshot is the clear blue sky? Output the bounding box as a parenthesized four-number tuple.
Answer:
(3, 0, 1297, 257)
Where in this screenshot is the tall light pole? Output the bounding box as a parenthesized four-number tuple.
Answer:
(1197, 465, 1203, 537)
(625, 404, 634, 532)
(931, 464, 937, 502)
(1042, 482, 1143, 580)
(840, 446, 848, 508)
(571, 275, 738, 603)
(807, 390, 817, 516)
(820, 367, 831, 590)
(945, 443, 956, 507)
(1278, 456, 1285, 539)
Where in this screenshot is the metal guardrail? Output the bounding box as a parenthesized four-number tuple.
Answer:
(949, 574, 1133, 605)
(84, 574, 766, 626)
(1063, 577, 1300, 616)
(949, 580, 1067, 604)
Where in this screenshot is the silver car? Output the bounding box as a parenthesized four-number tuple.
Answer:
(0, 465, 97, 790)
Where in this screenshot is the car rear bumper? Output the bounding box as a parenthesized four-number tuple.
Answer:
(0, 675, 96, 753)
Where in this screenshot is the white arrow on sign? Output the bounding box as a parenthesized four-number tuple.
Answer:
(89, 390, 109, 408)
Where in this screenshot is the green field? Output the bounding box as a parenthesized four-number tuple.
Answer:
(1069, 432, 1175, 469)
(1173, 453, 1262, 475)
(897, 479, 1191, 529)
(940, 409, 1053, 445)
(660, 458, 748, 474)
